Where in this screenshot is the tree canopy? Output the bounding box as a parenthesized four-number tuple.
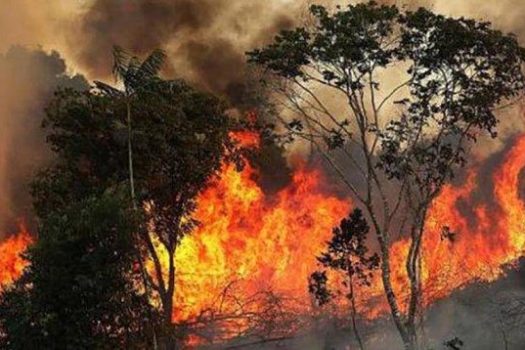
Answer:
(0, 194, 152, 349)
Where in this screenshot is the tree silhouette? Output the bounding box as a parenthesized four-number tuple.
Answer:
(309, 208, 379, 350)
(0, 194, 154, 349)
(30, 56, 233, 349)
(95, 46, 166, 209)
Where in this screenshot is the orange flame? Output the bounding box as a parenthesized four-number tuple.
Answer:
(229, 130, 260, 149)
(175, 160, 350, 321)
(361, 135, 525, 317)
(0, 131, 524, 342)
(174, 133, 525, 325)
(0, 225, 32, 290)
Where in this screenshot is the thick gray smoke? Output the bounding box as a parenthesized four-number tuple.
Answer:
(69, 0, 300, 104)
(0, 47, 87, 236)
(0, 1, 304, 236)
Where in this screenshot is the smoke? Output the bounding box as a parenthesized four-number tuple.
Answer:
(239, 262, 525, 350)
(0, 47, 87, 236)
(0, 1, 87, 236)
(0, 1, 522, 240)
(428, 0, 525, 42)
(2, 0, 525, 102)
(1, 0, 522, 244)
(69, 0, 301, 103)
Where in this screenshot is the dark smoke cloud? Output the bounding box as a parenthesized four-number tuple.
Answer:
(71, 0, 297, 103)
(73, 0, 195, 75)
(0, 46, 87, 236)
(0, 1, 302, 239)
(180, 39, 246, 99)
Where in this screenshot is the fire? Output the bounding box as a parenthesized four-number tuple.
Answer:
(173, 128, 349, 323)
(406, 135, 524, 312)
(230, 130, 260, 148)
(353, 135, 525, 318)
(425, 135, 525, 291)
(0, 225, 32, 290)
(0, 130, 524, 341)
(174, 160, 350, 321)
(174, 132, 525, 326)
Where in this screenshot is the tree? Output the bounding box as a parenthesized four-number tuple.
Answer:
(248, 2, 525, 349)
(33, 67, 235, 348)
(132, 79, 233, 349)
(309, 208, 379, 350)
(0, 194, 153, 349)
(95, 46, 167, 209)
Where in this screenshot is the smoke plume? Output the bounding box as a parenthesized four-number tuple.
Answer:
(0, 47, 87, 236)
(69, 0, 301, 103)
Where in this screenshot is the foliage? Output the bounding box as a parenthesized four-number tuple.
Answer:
(0, 194, 154, 349)
(248, 1, 525, 193)
(35, 79, 232, 220)
(32, 75, 234, 259)
(310, 209, 379, 305)
(309, 209, 379, 350)
(30, 60, 236, 349)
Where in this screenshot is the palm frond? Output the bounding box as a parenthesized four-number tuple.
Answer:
(124, 56, 142, 92)
(112, 47, 167, 94)
(137, 49, 167, 80)
(93, 80, 123, 97)
(112, 45, 131, 82)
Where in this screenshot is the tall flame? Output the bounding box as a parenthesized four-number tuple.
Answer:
(0, 131, 524, 341)
(364, 135, 525, 317)
(175, 160, 350, 321)
(174, 133, 525, 325)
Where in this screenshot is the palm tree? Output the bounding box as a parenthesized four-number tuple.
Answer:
(95, 46, 166, 209)
(95, 46, 166, 349)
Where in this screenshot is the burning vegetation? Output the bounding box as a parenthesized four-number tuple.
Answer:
(173, 130, 525, 332)
(3, 127, 525, 348)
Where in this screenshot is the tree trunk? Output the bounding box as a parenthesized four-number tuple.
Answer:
(160, 250, 177, 350)
(348, 272, 365, 350)
(405, 211, 429, 350)
(126, 99, 137, 210)
(403, 328, 418, 350)
(374, 226, 410, 344)
(162, 293, 175, 350)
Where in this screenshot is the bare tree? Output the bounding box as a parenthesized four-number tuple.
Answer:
(248, 2, 525, 349)
(182, 281, 303, 347)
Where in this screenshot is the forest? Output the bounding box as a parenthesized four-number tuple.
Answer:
(1, 1, 525, 349)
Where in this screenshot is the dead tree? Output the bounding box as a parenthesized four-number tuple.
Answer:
(181, 280, 305, 347)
